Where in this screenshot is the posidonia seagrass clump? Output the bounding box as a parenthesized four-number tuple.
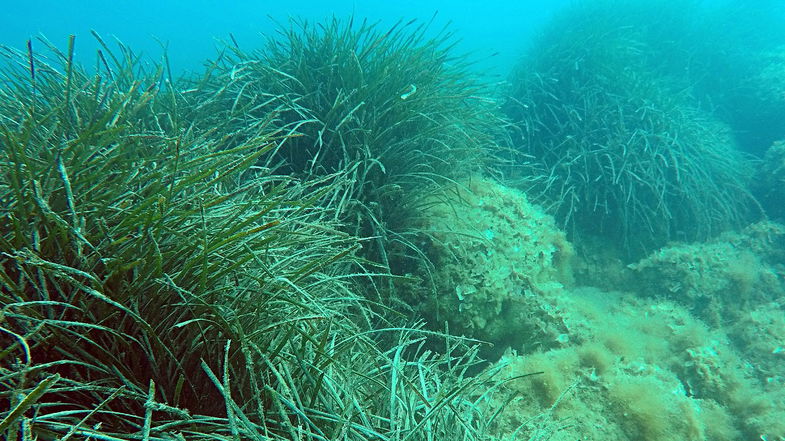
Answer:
(185, 17, 508, 275)
(505, 1, 758, 257)
(0, 36, 511, 441)
(754, 140, 785, 221)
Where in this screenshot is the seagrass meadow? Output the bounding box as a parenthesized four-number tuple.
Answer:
(2, 2, 785, 441)
(0, 23, 517, 441)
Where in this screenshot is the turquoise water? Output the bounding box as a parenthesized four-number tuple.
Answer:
(1, 0, 569, 76)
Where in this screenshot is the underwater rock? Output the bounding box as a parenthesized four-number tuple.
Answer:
(406, 177, 574, 358)
(489, 291, 783, 441)
(629, 221, 785, 326)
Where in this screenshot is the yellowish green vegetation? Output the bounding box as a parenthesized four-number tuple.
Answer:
(484, 278, 784, 440)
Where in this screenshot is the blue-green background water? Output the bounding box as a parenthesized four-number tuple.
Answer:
(1, 0, 570, 77)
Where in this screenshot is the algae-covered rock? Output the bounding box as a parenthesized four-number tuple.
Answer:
(728, 299, 785, 384)
(489, 292, 781, 441)
(629, 221, 785, 325)
(408, 177, 574, 356)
